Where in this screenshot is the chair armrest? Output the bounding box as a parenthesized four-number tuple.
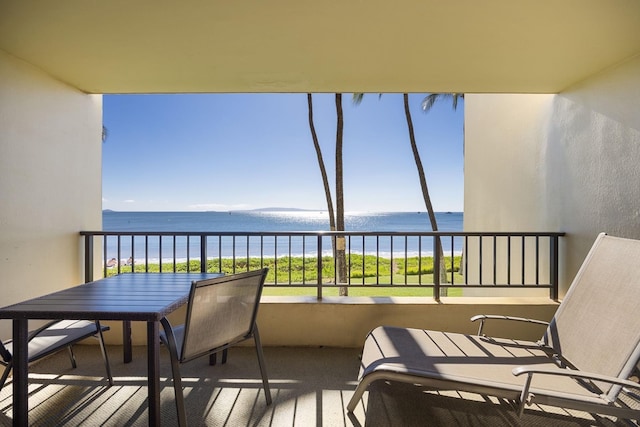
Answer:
(513, 365, 640, 391)
(512, 365, 640, 416)
(470, 315, 549, 336)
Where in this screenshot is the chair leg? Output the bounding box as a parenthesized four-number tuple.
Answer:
(67, 346, 78, 368)
(209, 348, 228, 366)
(253, 325, 272, 405)
(346, 373, 386, 412)
(161, 318, 187, 427)
(95, 321, 113, 386)
(168, 350, 187, 427)
(0, 364, 12, 391)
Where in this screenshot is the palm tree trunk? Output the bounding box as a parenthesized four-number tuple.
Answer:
(335, 93, 348, 295)
(403, 94, 448, 293)
(307, 94, 336, 289)
(307, 94, 336, 231)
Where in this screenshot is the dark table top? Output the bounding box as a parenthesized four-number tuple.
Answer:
(0, 273, 223, 322)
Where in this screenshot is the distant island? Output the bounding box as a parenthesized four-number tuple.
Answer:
(235, 207, 320, 212)
(103, 207, 323, 213)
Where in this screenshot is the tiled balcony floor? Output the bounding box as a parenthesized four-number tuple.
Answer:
(0, 345, 637, 426)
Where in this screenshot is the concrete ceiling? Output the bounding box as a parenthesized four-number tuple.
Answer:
(1, 0, 639, 94)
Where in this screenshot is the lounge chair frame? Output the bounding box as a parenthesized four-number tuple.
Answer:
(0, 319, 113, 390)
(347, 233, 640, 421)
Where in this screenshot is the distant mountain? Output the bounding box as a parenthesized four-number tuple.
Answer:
(237, 207, 320, 212)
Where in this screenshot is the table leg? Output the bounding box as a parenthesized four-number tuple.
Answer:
(123, 320, 132, 363)
(12, 319, 28, 427)
(147, 321, 161, 426)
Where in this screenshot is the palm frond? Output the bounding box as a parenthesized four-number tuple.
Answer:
(421, 93, 464, 113)
(352, 93, 365, 105)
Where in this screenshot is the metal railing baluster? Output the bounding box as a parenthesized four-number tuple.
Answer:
(82, 231, 564, 300)
(317, 235, 322, 299)
(507, 236, 512, 285)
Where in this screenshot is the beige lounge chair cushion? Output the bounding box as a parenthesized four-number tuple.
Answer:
(360, 326, 610, 403)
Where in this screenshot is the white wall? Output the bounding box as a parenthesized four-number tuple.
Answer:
(0, 50, 103, 339)
(465, 56, 640, 297)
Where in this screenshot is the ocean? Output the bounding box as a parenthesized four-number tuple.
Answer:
(102, 210, 463, 261)
(103, 210, 463, 233)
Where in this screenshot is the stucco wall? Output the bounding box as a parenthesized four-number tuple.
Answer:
(0, 50, 103, 340)
(465, 56, 640, 297)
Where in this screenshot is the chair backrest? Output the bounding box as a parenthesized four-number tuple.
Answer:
(542, 233, 640, 396)
(180, 268, 268, 363)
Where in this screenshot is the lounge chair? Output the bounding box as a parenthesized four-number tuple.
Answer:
(347, 233, 640, 421)
(0, 319, 113, 390)
(160, 268, 272, 427)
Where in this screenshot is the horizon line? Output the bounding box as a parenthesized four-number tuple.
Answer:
(102, 208, 463, 214)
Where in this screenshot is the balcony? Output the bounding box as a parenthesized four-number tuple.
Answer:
(2, 2, 639, 425)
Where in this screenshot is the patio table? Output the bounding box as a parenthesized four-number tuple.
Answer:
(0, 272, 222, 426)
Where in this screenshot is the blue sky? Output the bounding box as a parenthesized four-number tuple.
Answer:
(102, 93, 464, 213)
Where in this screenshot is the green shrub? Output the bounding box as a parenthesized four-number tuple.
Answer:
(104, 254, 462, 286)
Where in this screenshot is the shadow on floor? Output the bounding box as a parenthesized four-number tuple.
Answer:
(0, 345, 637, 426)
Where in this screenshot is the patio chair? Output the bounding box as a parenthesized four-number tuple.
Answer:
(347, 233, 640, 421)
(0, 319, 113, 390)
(160, 268, 272, 427)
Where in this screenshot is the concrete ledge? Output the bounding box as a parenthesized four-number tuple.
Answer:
(261, 295, 557, 305)
(258, 296, 559, 348)
(102, 297, 559, 348)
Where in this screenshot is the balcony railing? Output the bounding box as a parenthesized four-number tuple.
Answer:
(80, 231, 564, 300)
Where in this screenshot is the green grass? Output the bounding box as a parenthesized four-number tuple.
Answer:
(105, 254, 463, 297)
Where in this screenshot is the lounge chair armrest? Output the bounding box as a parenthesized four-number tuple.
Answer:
(512, 365, 640, 391)
(471, 315, 549, 336)
(512, 365, 640, 417)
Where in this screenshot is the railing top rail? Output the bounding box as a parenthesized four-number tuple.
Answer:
(81, 231, 565, 237)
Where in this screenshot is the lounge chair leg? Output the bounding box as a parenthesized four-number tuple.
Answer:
(347, 382, 368, 412)
(67, 346, 78, 368)
(0, 364, 12, 391)
(518, 374, 533, 417)
(347, 373, 388, 413)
